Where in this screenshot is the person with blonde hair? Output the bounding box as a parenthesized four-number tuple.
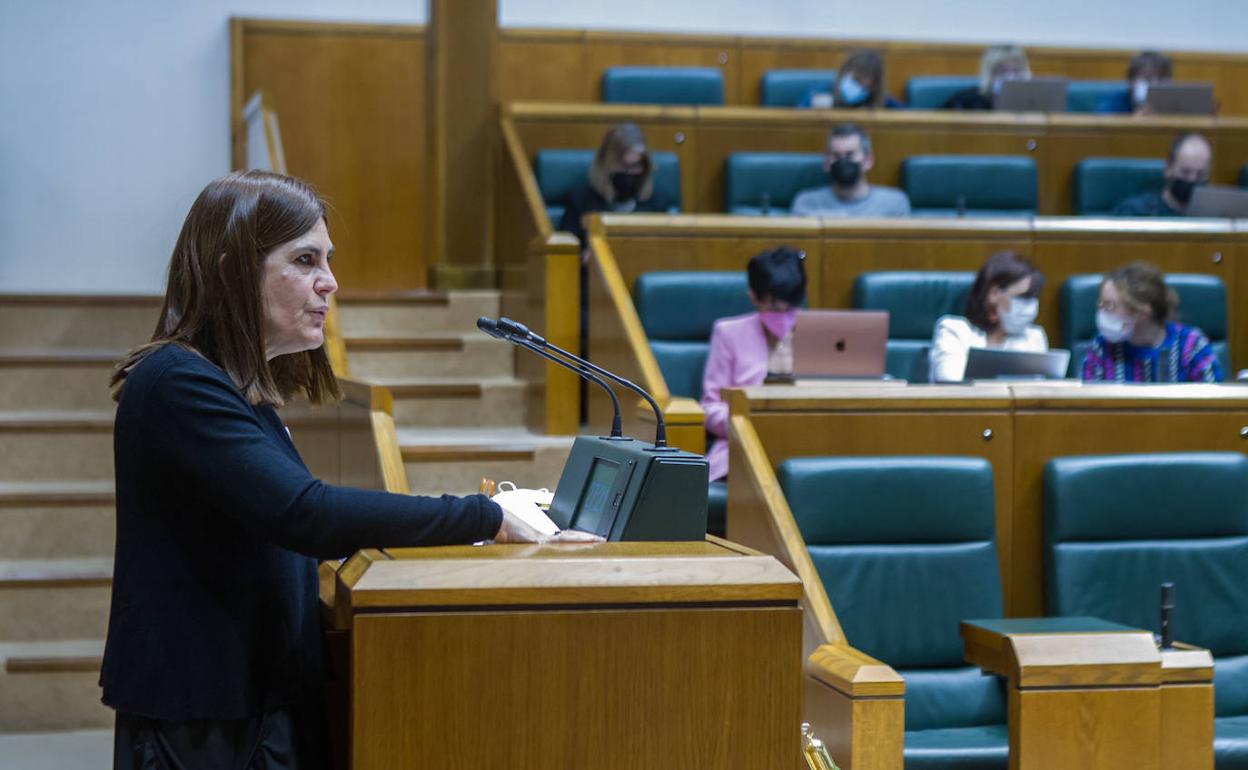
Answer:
(799, 49, 901, 109)
(558, 122, 671, 249)
(943, 44, 1032, 110)
(1081, 262, 1221, 382)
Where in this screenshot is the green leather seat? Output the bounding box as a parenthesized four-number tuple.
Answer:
(759, 69, 838, 107)
(852, 271, 975, 380)
(1072, 158, 1165, 215)
(902, 156, 1038, 217)
(534, 149, 682, 227)
(1059, 273, 1229, 376)
(1067, 81, 1130, 112)
(1240, 165, 1248, 188)
(723, 152, 827, 215)
(778, 456, 1008, 770)
(601, 66, 724, 105)
(905, 76, 979, 109)
(1044, 453, 1248, 769)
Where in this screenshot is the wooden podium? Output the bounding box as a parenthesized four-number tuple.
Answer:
(322, 539, 804, 769)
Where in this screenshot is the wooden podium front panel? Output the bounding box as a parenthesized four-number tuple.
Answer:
(351, 604, 802, 769)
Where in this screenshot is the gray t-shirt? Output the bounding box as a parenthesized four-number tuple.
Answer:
(789, 185, 911, 217)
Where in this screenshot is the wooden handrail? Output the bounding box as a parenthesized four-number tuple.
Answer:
(500, 114, 553, 243)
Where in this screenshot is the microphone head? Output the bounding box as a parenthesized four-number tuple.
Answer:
(1161, 582, 1175, 608)
(497, 317, 531, 339)
(476, 316, 503, 339)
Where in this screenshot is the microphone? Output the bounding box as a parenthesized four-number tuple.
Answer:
(476, 317, 623, 439)
(494, 316, 671, 449)
(1159, 582, 1175, 649)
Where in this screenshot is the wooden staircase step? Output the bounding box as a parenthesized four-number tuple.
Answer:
(0, 558, 113, 588)
(0, 349, 125, 366)
(344, 336, 465, 352)
(0, 481, 114, 507)
(335, 289, 450, 305)
(2, 639, 103, 675)
(0, 411, 113, 432)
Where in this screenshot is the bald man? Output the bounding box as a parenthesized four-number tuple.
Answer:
(1113, 132, 1212, 216)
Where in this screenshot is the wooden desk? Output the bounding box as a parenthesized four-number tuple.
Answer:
(323, 540, 804, 769)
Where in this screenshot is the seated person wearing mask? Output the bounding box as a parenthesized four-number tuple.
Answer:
(942, 44, 1031, 110)
(1112, 132, 1211, 216)
(929, 251, 1048, 382)
(701, 247, 806, 482)
(558, 122, 671, 250)
(799, 49, 902, 109)
(790, 124, 911, 217)
(1097, 50, 1172, 115)
(1081, 262, 1221, 382)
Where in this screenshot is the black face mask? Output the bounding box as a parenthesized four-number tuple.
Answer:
(610, 171, 643, 201)
(1169, 178, 1199, 205)
(828, 157, 863, 187)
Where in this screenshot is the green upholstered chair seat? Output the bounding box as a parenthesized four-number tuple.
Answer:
(723, 152, 827, 214)
(906, 76, 980, 109)
(1067, 81, 1129, 112)
(760, 69, 838, 107)
(1216, 715, 1248, 769)
(900, 666, 1007, 733)
(601, 66, 724, 105)
(706, 480, 728, 537)
(903, 724, 1009, 770)
(546, 204, 565, 227)
(1240, 165, 1248, 189)
(1059, 273, 1230, 374)
(1072, 158, 1165, 215)
(853, 271, 974, 380)
(534, 149, 683, 227)
(1218, 655, 1248, 718)
(902, 156, 1038, 216)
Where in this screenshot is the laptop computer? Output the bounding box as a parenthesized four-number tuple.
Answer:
(792, 310, 889, 379)
(1146, 83, 1214, 115)
(996, 78, 1069, 112)
(1186, 185, 1248, 218)
(964, 347, 1071, 380)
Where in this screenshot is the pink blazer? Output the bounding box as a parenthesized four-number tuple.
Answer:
(700, 313, 770, 481)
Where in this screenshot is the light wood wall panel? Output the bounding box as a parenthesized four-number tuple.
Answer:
(232, 19, 427, 290)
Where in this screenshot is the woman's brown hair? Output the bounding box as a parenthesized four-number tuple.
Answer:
(111, 171, 341, 407)
(588, 122, 654, 203)
(964, 251, 1045, 333)
(1105, 262, 1178, 324)
(836, 49, 887, 108)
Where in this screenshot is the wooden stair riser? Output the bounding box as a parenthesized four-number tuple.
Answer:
(0, 432, 114, 483)
(403, 444, 573, 494)
(0, 305, 158, 350)
(0, 365, 118, 411)
(0, 505, 115, 559)
(337, 293, 500, 338)
(391, 384, 527, 429)
(0, 586, 110, 642)
(346, 339, 512, 380)
(0, 671, 112, 733)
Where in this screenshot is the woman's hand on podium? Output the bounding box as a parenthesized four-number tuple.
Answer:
(493, 505, 604, 545)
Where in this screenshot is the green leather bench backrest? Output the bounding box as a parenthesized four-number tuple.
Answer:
(902, 155, 1038, 216)
(905, 76, 979, 109)
(779, 456, 1006, 731)
(1044, 452, 1248, 717)
(534, 149, 682, 227)
(601, 66, 724, 105)
(1059, 273, 1229, 374)
(634, 271, 754, 400)
(1241, 164, 1248, 188)
(1072, 158, 1165, 215)
(759, 69, 838, 107)
(723, 152, 827, 215)
(1067, 80, 1129, 112)
(853, 271, 975, 380)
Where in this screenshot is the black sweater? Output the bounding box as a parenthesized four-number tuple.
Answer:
(100, 344, 503, 719)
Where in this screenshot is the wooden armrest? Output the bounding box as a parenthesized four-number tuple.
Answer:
(961, 617, 1162, 687)
(807, 643, 904, 698)
(1161, 642, 1215, 684)
(805, 643, 904, 770)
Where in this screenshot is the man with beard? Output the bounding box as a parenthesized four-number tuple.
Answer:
(1113, 132, 1212, 216)
(790, 124, 911, 217)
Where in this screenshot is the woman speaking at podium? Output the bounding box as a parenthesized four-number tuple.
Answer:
(102, 171, 596, 769)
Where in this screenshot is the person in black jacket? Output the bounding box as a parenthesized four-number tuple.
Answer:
(103, 170, 597, 769)
(942, 44, 1032, 110)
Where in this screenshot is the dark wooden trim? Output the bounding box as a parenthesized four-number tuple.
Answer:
(344, 337, 465, 352)
(401, 445, 535, 462)
(386, 383, 482, 399)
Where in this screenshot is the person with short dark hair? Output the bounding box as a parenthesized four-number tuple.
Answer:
(701, 247, 807, 480)
(799, 49, 902, 109)
(1112, 132, 1211, 216)
(1081, 262, 1221, 382)
(790, 124, 910, 217)
(929, 252, 1048, 382)
(1097, 50, 1173, 114)
(942, 45, 1031, 110)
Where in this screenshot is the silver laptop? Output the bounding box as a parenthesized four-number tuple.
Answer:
(996, 78, 1069, 112)
(964, 347, 1071, 380)
(1146, 83, 1214, 115)
(1186, 185, 1248, 218)
(792, 310, 889, 378)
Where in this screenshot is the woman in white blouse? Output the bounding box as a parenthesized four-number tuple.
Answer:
(930, 251, 1048, 382)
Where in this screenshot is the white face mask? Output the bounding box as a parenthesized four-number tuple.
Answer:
(999, 297, 1039, 336)
(1096, 309, 1135, 344)
(1132, 79, 1150, 106)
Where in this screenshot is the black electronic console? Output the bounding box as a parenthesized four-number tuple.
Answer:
(477, 316, 708, 540)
